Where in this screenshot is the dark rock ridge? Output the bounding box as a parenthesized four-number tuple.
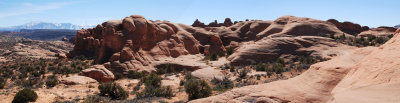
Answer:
(192, 18, 233, 27)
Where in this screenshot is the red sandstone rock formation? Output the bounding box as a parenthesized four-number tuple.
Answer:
(192, 18, 233, 28)
(68, 15, 225, 72)
(358, 26, 396, 37)
(327, 19, 369, 35)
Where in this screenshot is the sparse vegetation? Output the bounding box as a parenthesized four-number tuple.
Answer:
(136, 73, 174, 99)
(212, 77, 234, 91)
(46, 75, 58, 88)
(226, 47, 234, 56)
(127, 70, 145, 79)
(12, 88, 38, 103)
(210, 52, 218, 61)
(0, 77, 5, 89)
(184, 78, 212, 100)
(98, 82, 128, 100)
(330, 34, 391, 47)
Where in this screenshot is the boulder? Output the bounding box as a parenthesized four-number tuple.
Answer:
(61, 76, 98, 85)
(191, 67, 225, 81)
(80, 65, 115, 82)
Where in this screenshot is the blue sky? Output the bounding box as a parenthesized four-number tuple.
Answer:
(0, 0, 399, 27)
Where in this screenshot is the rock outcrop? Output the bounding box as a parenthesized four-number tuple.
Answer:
(69, 15, 360, 72)
(327, 19, 369, 35)
(215, 16, 353, 64)
(192, 18, 233, 28)
(79, 65, 115, 82)
(358, 26, 396, 37)
(228, 36, 340, 65)
(61, 76, 97, 85)
(190, 28, 400, 103)
(69, 15, 225, 72)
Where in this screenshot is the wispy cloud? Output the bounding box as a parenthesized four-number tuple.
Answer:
(0, 2, 75, 18)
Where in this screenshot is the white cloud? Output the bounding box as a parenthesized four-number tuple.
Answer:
(0, 2, 75, 18)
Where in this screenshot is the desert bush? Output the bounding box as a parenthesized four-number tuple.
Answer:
(213, 77, 234, 91)
(46, 76, 58, 88)
(12, 88, 38, 103)
(98, 82, 128, 100)
(81, 95, 110, 103)
(114, 72, 124, 80)
(136, 73, 174, 98)
(184, 79, 212, 100)
(329, 34, 335, 39)
(210, 52, 218, 61)
(276, 58, 285, 65)
(136, 86, 174, 99)
(0, 77, 5, 89)
(142, 73, 161, 88)
(375, 37, 386, 44)
(226, 47, 234, 56)
(238, 68, 250, 78)
(388, 34, 394, 38)
(127, 70, 145, 79)
(19, 78, 39, 87)
(367, 36, 376, 41)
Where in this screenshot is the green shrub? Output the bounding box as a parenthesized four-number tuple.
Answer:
(136, 73, 174, 98)
(98, 82, 128, 100)
(368, 36, 376, 41)
(142, 73, 161, 88)
(136, 86, 174, 99)
(329, 34, 335, 39)
(375, 37, 386, 44)
(238, 68, 250, 78)
(388, 34, 394, 38)
(226, 47, 234, 56)
(114, 72, 124, 80)
(127, 70, 145, 79)
(0, 77, 5, 89)
(276, 58, 285, 65)
(184, 79, 212, 100)
(12, 88, 38, 103)
(46, 76, 58, 88)
(218, 51, 226, 57)
(19, 78, 38, 87)
(213, 77, 234, 91)
(210, 52, 218, 61)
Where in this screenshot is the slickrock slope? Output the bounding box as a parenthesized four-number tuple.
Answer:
(208, 16, 352, 47)
(228, 36, 344, 65)
(358, 26, 396, 37)
(190, 28, 400, 103)
(329, 28, 400, 103)
(221, 16, 354, 65)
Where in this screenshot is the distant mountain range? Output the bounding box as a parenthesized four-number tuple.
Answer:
(0, 29, 77, 41)
(395, 24, 400, 29)
(0, 22, 95, 31)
